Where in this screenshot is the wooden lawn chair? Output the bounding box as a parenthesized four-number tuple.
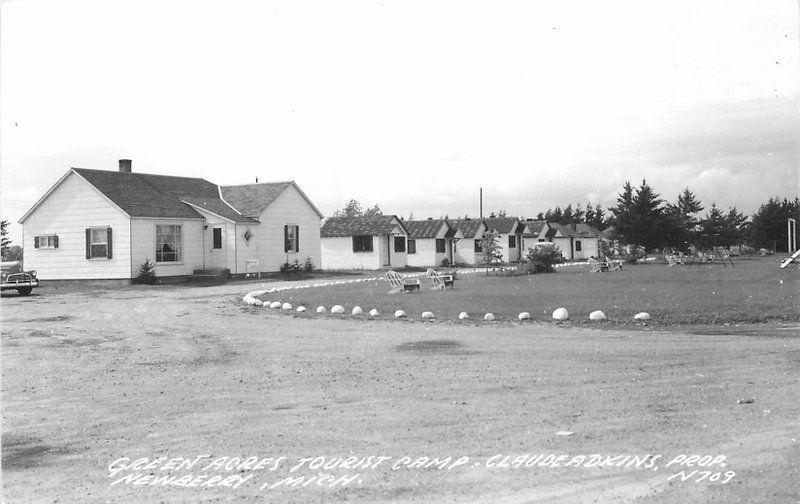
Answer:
(426, 268, 455, 290)
(385, 270, 420, 294)
(605, 256, 623, 271)
(588, 257, 605, 273)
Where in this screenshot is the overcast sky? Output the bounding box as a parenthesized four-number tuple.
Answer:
(1, 0, 798, 242)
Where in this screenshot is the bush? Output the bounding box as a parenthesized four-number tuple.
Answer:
(134, 258, 158, 285)
(525, 243, 562, 273)
(303, 257, 315, 273)
(622, 248, 647, 264)
(441, 257, 451, 267)
(280, 258, 304, 274)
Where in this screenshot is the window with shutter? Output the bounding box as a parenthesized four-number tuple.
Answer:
(284, 225, 299, 253)
(87, 228, 110, 259)
(34, 235, 59, 249)
(435, 239, 446, 253)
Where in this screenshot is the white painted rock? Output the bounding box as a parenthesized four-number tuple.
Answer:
(252, 299, 263, 306)
(352, 306, 363, 315)
(634, 312, 651, 321)
(518, 312, 531, 321)
(269, 301, 282, 309)
(484, 313, 495, 321)
(552, 307, 569, 320)
(296, 306, 306, 313)
(316, 306, 327, 313)
(331, 305, 345, 314)
(458, 312, 470, 320)
(282, 303, 292, 310)
(369, 309, 379, 317)
(421, 311, 435, 320)
(394, 310, 406, 318)
(589, 310, 606, 321)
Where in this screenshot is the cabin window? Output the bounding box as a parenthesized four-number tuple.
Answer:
(508, 236, 516, 248)
(156, 224, 182, 263)
(394, 236, 406, 253)
(352, 235, 373, 252)
(538, 238, 545, 242)
(575, 240, 582, 252)
(474, 239, 483, 253)
(435, 238, 446, 253)
(284, 224, 299, 252)
(212, 228, 223, 249)
(35, 235, 59, 249)
(407, 239, 416, 254)
(86, 227, 112, 259)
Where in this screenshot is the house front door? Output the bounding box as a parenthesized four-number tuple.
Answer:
(383, 234, 391, 266)
(208, 225, 227, 269)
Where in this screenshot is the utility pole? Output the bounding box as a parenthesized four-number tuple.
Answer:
(479, 187, 483, 218)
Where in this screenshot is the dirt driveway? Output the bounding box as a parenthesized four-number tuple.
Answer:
(2, 281, 799, 503)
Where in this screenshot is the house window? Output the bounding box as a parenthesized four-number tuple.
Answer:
(352, 235, 373, 252)
(575, 240, 582, 252)
(474, 239, 483, 253)
(509, 236, 516, 248)
(394, 236, 406, 253)
(407, 239, 417, 254)
(538, 238, 545, 242)
(435, 238, 446, 253)
(284, 225, 299, 253)
(212, 228, 223, 250)
(86, 227, 111, 259)
(35, 235, 58, 249)
(156, 224, 182, 263)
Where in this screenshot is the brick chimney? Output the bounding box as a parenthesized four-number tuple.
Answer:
(118, 159, 132, 173)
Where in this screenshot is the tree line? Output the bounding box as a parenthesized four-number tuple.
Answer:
(535, 180, 798, 253)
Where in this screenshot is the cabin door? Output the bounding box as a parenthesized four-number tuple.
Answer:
(208, 225, 227, 269)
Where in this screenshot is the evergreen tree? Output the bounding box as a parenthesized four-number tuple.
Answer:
(610, 180, 665, 250)
(535, 212, 545, 220)
(479, 230, 503, 273)
(749, 197, 799, 252)
(699, 203, 726, 248)
(722, 207, 747, 247)
(1, 220, 11, 260)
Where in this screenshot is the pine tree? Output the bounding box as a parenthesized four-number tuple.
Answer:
(479, 230, 503, 274)
(1, 220, 11, 260)
(135, 258, 158, 285)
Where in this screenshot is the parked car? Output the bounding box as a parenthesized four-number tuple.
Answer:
(1, 261, 39, 296)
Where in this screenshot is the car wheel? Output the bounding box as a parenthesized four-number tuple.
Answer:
(17, 287, 32, 296)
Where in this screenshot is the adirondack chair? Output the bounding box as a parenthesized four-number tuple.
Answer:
(385, 270, 420, 294)
(426, 268, 455, 290)
(605, 256, 623, 271)
(588, 257, 605, 273)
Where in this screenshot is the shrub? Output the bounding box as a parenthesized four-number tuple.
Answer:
(280, 258, 306, 274)
(525, 243, 562, 273)
(134, 258, 158, 285)
(303, 257, 315, 273)
(622, 248, 647, 264)
(441, 257, 451, 267)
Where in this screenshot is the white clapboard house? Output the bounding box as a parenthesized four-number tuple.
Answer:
(404, 219, 462, 267)
(19, 160, 323, 281)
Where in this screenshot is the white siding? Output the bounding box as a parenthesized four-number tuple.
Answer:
(22, 172, 132, 280)
(407, 224, 448, 267)
(130, 218, 205, 276)
(252, 185, 322, 273)
(321, 236, 382, 270)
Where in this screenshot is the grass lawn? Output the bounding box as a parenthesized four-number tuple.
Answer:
(258, 257, 799, 325)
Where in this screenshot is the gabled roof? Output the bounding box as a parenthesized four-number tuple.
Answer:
(523, 219, 547, 237)
(321, 215, 407, 237)
(73, 168, 218, 219)
(404, 219, 449, 239)
(181, 197, 257, 223)
(483, 217, 522, 235)
(220, 181, 323, 219)
(546, 222, 603, 238)
(448, 218, 485, 238)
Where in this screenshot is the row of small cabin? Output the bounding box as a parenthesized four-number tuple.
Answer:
(18, 162, 605, 281)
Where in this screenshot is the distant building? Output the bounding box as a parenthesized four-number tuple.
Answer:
(404, 219, 462, 267)
(483, 217, 526, 263)
(449, 218, 488, 265)
(320, 215, 408, 270)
